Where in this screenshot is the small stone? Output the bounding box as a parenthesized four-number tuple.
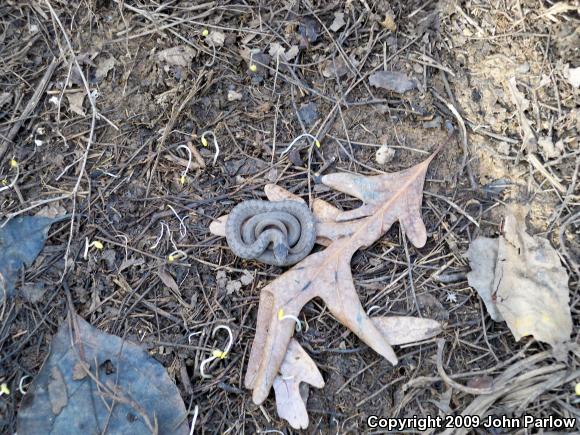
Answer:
(227, 90, 242, 101)
(376, 144, 395, 164)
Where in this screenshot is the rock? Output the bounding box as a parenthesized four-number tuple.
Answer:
(376, 144, 395, 164)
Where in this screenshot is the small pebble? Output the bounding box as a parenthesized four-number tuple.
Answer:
(376, 144, 395, 164)
(227, 90, 242, 101)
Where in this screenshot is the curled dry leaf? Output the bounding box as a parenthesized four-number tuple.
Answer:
(241, 147, 442, 404)
(206, 31, 225, 47)
(466, 205, 572, 350)
(95, 56, 115, 83)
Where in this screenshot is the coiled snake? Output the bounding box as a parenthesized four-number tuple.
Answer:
(225, 200, 316, 266)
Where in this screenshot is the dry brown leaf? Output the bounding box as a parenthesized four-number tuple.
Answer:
(95, 56, 115, 82)
(467, 206, 572, 351)
(273, 339, 324, 429)
(372, 316, 442, 344)
(494, 206, 572, 348)
(66, 92, 85, 117)
(466, 237, 503, 321)
(157, 268, 179, 293)
(157, 46, 196, 67)
(243, 147, 441, 404)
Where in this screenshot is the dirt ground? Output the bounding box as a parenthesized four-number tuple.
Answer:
(0, 0, 578, 433)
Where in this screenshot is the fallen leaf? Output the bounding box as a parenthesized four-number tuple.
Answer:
(157, 268, 179, 293)
(268, 42, 286, 58)
(35, 203, 67, 219)
(66, 92, 85, 116)
(71, 361, 88, 381)
(285, 46, 300, 61)
(273, 339, 324, 429)
(0, 216, 65, 301)
(494, 206, 572, 348)
(268, 43, 300, 62)
(329, 12, 345, 32)
(466, 237, 503, 321)
(95, 56, 115, 82)
(240, 270, 254, 286)
(157, 45, 196, 67)
(369, 70, 418, 93)
(17, 314, 189, 434)
(207, 31, 225, 47)
(298, 18, 320, 46)
(381, 12, 397, 32)
(20, 282, 48, 304)
(371, 316, 442, 344)
(297, 102, 319, 127)
(227, 89, 242, 101)
(241, 146, 442, 404)
(466, 206, 572, 350)
(416, 293, 449, 321)
(216, 270, 228, 289)
(538, 135, 563, 159)
(321, 56, 358, 79)
(226, 280, 242, 295)
(0, 92, 12, 107)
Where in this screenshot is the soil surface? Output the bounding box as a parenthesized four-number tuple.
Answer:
(0, 1, 578, 433)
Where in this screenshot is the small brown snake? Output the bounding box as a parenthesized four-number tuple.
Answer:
(225, 200, 316, 266)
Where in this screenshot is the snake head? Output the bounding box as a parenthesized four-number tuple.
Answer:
(273, 243, 289, 265)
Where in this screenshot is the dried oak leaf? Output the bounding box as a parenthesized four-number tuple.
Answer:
(243, 147, 441, 404)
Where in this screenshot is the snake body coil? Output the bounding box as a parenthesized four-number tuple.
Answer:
(225, 200, 316, 266)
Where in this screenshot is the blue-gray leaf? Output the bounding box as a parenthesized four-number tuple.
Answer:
(0, 216, 62, 301)
(17, 314, 189, 435)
